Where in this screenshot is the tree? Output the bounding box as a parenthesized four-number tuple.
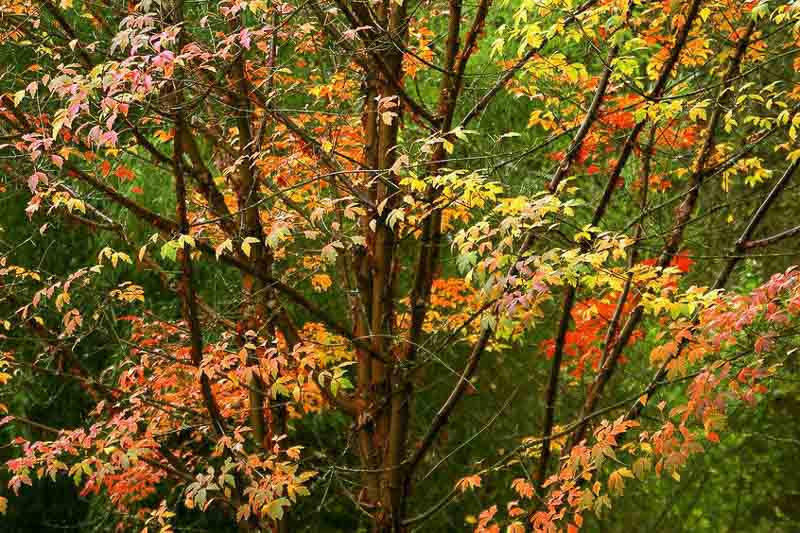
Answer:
(0, 0, 800, 531)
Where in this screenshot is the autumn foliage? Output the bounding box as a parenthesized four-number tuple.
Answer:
(1, 0, 800, 531)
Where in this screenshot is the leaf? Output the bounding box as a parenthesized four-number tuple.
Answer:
(178, 234, 196, 249)
(616, 467, 634, 479)
(386, 208, 405, 230)
(241, 237, 261, 258)
(160, 241, 179, 262)
(456, 474, 482, 492)
(266, 226, 290, 248)
(507, 522, 525, 533)
(390, 154, 409, 175)
(321, 243, 338, 263)
(607, 470, 624, 495)
(632, 457, 651, 480)
(456, 252, 477, 274)
(28, 172, 47, 193)
(377, 197, 390, 216)
(263, 497, 291, 520)
(216, 239, 233, 259)
(114, 166, 135, 181)
(511, 478, 534, 499)
(52, 110, 67, 139)
(311, 274, 332, 292)
(688, 101, 709, 122)
(154, 129, 174, 142)
(380, 111, 396, 125)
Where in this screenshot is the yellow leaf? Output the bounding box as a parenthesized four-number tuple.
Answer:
(617, 467, 634, 479)
(689, 104, 707, 122)
(241, 237, 260, 258)
(216, 239, 233, 259)
(608, 470, 624, 495)
(380, 112, 396, 125)
(55, 292, 70, 311)
(178, 234, 195, 249)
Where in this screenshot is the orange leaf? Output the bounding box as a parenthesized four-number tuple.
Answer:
(114, 166, 135, 181)
(456, 474, 481, 493)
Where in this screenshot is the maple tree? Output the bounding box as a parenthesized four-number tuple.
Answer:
(1, 0, 800, 531)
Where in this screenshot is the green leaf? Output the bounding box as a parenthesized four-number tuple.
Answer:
(456, 252, 478, 274)
(160, 241, 179, 262)
(263, 497, 291, 520)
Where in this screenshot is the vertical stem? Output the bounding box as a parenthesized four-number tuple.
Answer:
(172, 0, 225, 436)
(535, 284, 576, 488)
